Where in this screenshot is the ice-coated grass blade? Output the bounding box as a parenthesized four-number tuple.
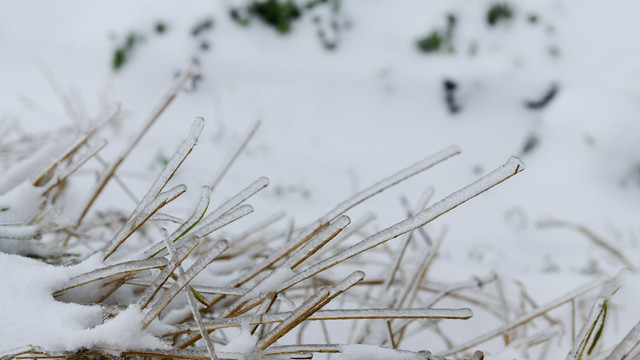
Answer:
(159, 229, 218, 360)
(257, 287, 331, 350)
(32, 101, 120, 188)
(256, 271, 365, 351)
(285, 215, 350, 270)
(279, 156, 525, 292)
(172, 186, 212, 240)
(135, 118, 204, 219)
(54, 258, 168, 294)
(567, 268, 631, 360)
(102, 184, 186, 260)
(101, 117, 204, 260)
(605, 320, 640, 360)
(145, 185, 212, 258)
(41, 139, 108, 195)
(137, 237, 200, 310)
(201, 176, 269, 223)
(128, 281, 246, 296)
(318, 145, 460, 225)
(282, 146, 461, 266)
(440, 277, 608, 356)
(165, 307, 473, 336)
(223, 217, 357, 318)
(147, 204, 253, 258)
(143, 239, 229, 328)
(145, 177, 267, 258)
(72, 67, 199, 230)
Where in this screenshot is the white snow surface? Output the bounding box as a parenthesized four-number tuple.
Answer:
(337, 344, 424, 360)
(1, 0, 640, 358)
(0, 253, 169, 352)
(217, 326, 258, 353)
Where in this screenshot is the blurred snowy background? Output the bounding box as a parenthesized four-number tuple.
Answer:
(1, 0, 640, 357)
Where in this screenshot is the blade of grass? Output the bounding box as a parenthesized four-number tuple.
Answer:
(567, 269, 631, 360)
(605, 320, 640, 360)
(137, 237, 200, 310)
(159, 229, 218, 360)
(102, 185, 187, 260)
(440, 277, 608, 356)
(54, 258, 168, 294)
(280, 156, 525, 293)
(143, 239, 229, 328)
(72, 66, 198, 231)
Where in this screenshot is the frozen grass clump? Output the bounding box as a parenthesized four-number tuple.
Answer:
(0, 72, 638, 360)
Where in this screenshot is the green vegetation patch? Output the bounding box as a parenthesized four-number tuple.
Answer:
(487, 3, 513, 26)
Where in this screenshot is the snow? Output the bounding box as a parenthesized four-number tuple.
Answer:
(336, 344, 425, 360)
(0, 140, 62, 195)
(0, 253, 168, 352)
(218, 326, 258, 353)
(1, 0, 640, 358)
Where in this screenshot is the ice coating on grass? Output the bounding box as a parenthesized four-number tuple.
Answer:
(257, 287, 331, 350)
(320, 145, 461, 224)
(159, 220, 217, 358)
(169, 185, 211, 242)
(282, 156, 525, 291)
(138, 237, 200, 309)
(41, 138, 108, 194)
(32, 131, 97, 187)
(167, 307, 471, 337)
(103, 184, 187, 260)
(192, 204, 254, 238)
(599, 268, 631, 298)
(0, 140, 61, 195)
(440, 277, 607, 357)
(605, 320, 640, 360)
(131, 117, 204, 221)
(285, 215, 350, 269)
(146, 204, 253, 258)
(143, 239, 229, 326)
(56, 257, 168, 293)
(568, 268, 632, 360)
(99, 117, 203, 260)
(200, 176, 269, 224)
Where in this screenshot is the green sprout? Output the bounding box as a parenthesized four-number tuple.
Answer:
(487, 3, 513, 26)
(417, 31, 443, 53)
(112, 32, 140, 71)
(191, 18, 214, 37)
(155, 21, 168, 34)
(249, 0, 302, 34)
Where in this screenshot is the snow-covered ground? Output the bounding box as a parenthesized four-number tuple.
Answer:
(1, 1, 639, 358)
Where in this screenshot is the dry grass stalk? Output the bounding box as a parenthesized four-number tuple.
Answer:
(440, 277, 610, 356)
(16, 103, 622, 360)
(567, 269, 631, 360)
